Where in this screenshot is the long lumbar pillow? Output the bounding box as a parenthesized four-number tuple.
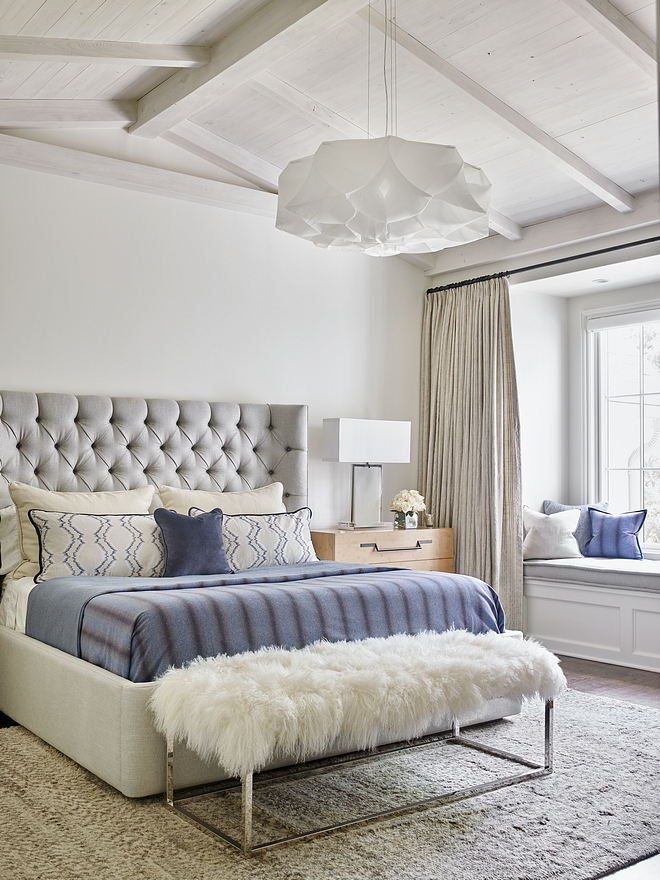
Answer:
(29, 510, 165, 582)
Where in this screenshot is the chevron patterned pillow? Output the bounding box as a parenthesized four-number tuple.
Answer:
(192, 507, 317, 572)
(28, 510, 165, 582)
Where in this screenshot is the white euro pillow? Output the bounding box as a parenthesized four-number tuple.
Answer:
(0, 505, 21, 576)
(523, 506, 581, 560)
(159, 483, 285, 516)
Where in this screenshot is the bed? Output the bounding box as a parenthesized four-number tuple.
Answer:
(0, 391, 520, 798)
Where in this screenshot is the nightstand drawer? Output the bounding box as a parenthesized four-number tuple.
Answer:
(311, 528, 453, 571)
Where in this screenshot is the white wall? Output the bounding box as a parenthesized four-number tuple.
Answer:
(0, 165, 426, 528)
(567, 280, 660, 502)
(509, 290, 568, 510)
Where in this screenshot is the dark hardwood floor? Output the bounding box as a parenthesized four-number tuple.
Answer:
(558, 655, 660, 709)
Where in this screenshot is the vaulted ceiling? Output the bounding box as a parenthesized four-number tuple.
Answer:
(0, 0, 657, 275)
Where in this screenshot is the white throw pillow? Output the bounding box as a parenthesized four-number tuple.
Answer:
(29, 510, 165, 582)
(523, 506, 581, 560)
(159, 483, 285, 516)
(9, 482, 155, 579)
(195, 507, 317, 572)
(0, 505, 21, 577)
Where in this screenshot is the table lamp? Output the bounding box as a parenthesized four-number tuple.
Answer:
(322, 418, 411, 528)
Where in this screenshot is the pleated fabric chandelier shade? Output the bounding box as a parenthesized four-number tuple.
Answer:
(275, 135, 492, 256)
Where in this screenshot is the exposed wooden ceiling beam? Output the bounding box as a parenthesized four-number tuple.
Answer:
(0, 100, 136, 129)
(489, 210, 523, 242)
(250, 71, 367, 138)
(129, 0, 369, 139)
(425, 189, 659, 278)
(0, 131, 433, 270)
(0, 35, 210, 67)
(163, 120, 281, 192)
(0, 132, 276, 216)
(560, 0, 656, 79)
(354, 8, 634, 214)
(397, 253, 438, 271)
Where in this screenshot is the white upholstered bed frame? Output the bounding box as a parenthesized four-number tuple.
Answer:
(0, 391, 519, 797)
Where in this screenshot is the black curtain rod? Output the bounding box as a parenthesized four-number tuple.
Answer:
(426, 235, 660, 295)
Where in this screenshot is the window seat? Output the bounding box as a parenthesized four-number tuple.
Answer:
(524, 557, 660, 672)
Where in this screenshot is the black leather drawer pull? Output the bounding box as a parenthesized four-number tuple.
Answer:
(360, 539, 433, 552)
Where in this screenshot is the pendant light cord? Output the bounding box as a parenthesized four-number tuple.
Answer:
(367, 0, 371, 138)
(382, 0, 398, 137)
(383, 0, 390, 136)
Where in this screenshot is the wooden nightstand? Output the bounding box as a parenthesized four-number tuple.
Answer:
(311, 527, 454, 572)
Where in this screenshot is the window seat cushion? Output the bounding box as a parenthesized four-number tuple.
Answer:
(523, 557, 660, 593)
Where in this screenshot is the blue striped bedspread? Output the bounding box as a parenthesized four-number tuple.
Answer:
(25, 562, 505, 683)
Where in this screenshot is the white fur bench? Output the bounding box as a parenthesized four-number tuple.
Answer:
(151, 630, 566, 854)
(524, 557, 660, 672)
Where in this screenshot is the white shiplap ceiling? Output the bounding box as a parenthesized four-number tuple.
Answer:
(0, 0, 657, 275)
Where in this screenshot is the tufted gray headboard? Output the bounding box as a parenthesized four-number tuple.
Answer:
(0, 392, 307, 511)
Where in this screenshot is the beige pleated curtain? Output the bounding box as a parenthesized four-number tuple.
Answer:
(419, 276, 523, 630)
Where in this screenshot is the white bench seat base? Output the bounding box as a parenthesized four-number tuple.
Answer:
(524, 558, 660, 672)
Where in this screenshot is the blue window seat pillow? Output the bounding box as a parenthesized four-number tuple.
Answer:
(543, 499, 608, 555)
(154, 507, 230, 577)
(583, 508, 646, 560)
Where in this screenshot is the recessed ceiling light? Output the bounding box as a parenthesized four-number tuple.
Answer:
(592, 278, 609, 284)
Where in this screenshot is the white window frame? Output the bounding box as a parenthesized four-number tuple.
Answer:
(583, 299, 660, 557)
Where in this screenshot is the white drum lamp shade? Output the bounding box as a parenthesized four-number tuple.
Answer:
(276, 136, 491, 256)
(322, 418, 411, 463)
(323, 419, 411, 527)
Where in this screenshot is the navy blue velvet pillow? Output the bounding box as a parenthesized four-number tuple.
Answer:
(154, 507, 230, 577)
(583, 508, 646, 560)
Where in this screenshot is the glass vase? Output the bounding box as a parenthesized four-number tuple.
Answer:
(393, 511, 418, 529)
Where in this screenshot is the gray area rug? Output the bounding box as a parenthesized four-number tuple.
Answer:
(1, 689, 658, 880)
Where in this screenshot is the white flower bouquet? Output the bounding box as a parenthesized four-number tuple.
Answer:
(390, 489, 426, 514)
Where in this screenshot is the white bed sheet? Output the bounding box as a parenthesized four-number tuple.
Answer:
(0, 575, 35, 631)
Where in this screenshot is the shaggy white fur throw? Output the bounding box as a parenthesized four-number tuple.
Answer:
(149, 631, 566, 779)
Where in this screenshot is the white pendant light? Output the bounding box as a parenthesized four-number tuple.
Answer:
(276, 135, 491, 256)
(275, 2, 491, 256)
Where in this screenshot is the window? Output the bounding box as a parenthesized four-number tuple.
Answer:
(586, 305, 660, 544)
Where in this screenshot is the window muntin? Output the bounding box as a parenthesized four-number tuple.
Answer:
(596, 319, 660, 543)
